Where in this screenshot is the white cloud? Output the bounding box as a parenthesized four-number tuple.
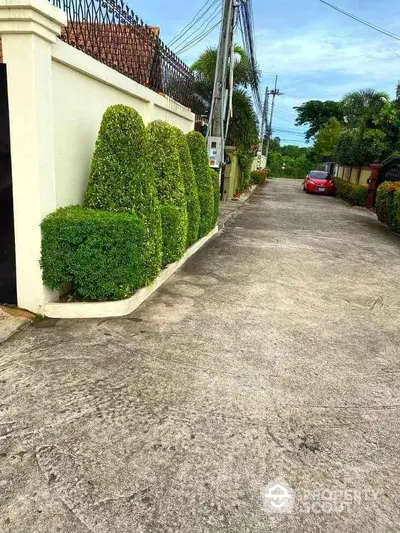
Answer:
(255, 25, 400, 98)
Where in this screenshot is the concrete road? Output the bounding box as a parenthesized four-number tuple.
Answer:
(1, 178, 400, 532)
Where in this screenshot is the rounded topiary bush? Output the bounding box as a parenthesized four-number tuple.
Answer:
(147, 120, 188, 265)
(84, 104, 162, 284)
(187, 131, 214, 237)
(172, 127, 200, 247)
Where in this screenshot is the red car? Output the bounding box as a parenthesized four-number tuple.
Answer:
(303, 170, 335, 195)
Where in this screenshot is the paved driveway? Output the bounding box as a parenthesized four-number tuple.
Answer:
(1, 178, 400, 532)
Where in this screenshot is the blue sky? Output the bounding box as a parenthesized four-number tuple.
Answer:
(130, 0, 400, 145)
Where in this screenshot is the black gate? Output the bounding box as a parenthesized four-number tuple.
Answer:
(0, 64, 16, 305)
(377, 157, 400, 188)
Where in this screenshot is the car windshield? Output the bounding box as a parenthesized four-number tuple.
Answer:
(310, 171, 330, 179)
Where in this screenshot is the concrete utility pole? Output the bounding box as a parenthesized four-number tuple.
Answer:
(265, 75, 282, 167)
(207, 0, 235, 174)
(257, 86, 269, 169)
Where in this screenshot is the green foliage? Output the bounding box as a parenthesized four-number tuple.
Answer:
(268, 144, 314, 179)
(341, 89, 389, 128)
(41, 207, 147, 301)
(251, 169, 268, 184)
(192, 45, 260, 91)
(294, 100, 343, 140)
(226, 90, 259, 151)
(187, 131, 214, 237)
(85, 105, 148, 213)
(210, 168, 220, 227)
(376, 182, 400, 232)
(147, 121, 188, 265)
(172, 127, 200, 247)
(238, 151, 254, 190)
(84, 104, 162, 283)
(192, 46, 259, 152)
(313, 118, 343, 162)
(334, 177, 368, 206)
(335, 128, 387, 166)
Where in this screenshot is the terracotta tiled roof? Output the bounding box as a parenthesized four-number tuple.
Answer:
(61, 22, 162, 87)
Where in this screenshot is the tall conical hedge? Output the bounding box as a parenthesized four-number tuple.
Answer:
(186, 131, 214, 237)
(210, 167, 220, 227)
(172, 127, 200, 247)
(147, 121, 188, 265)
(84, 104, 162, 284)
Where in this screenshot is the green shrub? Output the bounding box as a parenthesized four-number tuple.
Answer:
(251, 169, 268, 184)
(147, 121, 188, 265)
(334, 177, 368, 206)
(84, 104, 162, 283)
(187, 131, 214, 237)
(173, 127, 200, 247)
(376, 182, 400, 232)
(41, 206, 147, 301)
(210, 168, 220, 227)
(238, 151, 253, 190)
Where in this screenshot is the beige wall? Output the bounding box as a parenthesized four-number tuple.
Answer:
(336, 165, 370, 186)
(52, 40, 195, 207)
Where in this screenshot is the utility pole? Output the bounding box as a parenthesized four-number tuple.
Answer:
(257, 86, 269, 169)
(264, 75, 282, 167)
(207, 0, 235, 178)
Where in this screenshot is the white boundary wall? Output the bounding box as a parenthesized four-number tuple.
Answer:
(0, 0, 195, 313)
(52, 41, 194, 206)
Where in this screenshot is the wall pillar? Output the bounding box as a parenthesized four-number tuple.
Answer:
(0, 0, 66, 313)
(367, 163, 382, 209)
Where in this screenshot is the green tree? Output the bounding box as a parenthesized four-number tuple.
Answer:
(335, 127, 388, 166)
(226, 90, 258, 151)
(192, 46, 259, 152)
(313, 118, 343, 162)
(294, 100, 343, 140)
(341, 89, 389, 128)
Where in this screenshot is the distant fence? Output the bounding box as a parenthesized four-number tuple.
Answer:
(49, 0, 202, 111)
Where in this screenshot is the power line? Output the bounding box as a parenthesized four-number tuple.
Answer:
(176, 19, 222, 54)
(174, 6, 221, 53)
(168, 0, 216, 48)
(318, 0, 400, 42)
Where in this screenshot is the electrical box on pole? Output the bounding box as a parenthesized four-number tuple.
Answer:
(208, 136, 223, 169)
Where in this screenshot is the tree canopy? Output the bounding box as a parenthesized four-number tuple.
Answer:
(294, 100, 343, 140)
(192, 45, 259, 152)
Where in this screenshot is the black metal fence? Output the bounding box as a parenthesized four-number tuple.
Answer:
(49, 0, 200, 111)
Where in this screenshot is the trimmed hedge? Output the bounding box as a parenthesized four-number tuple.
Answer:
(210, 168, 220, 227)
(376, 182, 400, 233)
(84, 104, 162, 283)
(41, 207, 146, 301)
(334, 177, 368, 206)
(147, 121, 188, 265)
(251, 169, 268, 184)
(173, 127, 200, 247)
(187, 131, 214, 237)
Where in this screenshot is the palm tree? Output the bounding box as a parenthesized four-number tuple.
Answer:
(341, 89, 390, 128)
(192, 45, 259, 151)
